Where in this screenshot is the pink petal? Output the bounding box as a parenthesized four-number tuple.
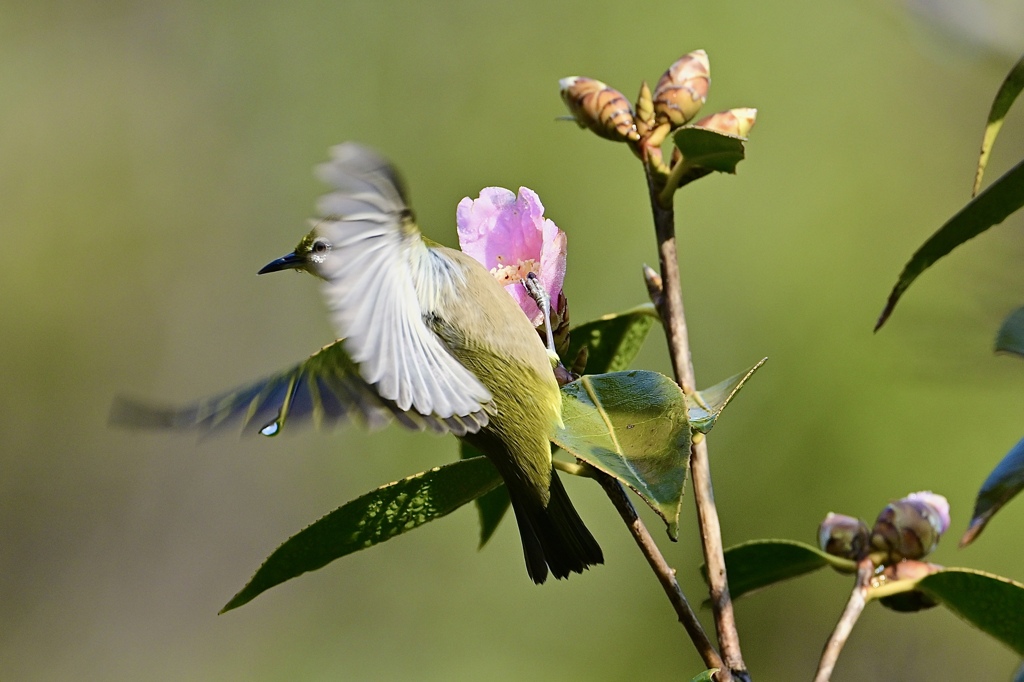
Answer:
(456, 186, 568, 326)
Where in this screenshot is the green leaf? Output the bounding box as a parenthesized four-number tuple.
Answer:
(221, 456, 503, 613)
(564, 303, 659, 374)
(673, 126, 748, 175)
(460, 441, 509, 548)
(554, 371, 691, 538)
(690, 670, 719, 682)
(960, 435, 1024, 547)
(917, 568, 1024, 656)
(686, 358, 767, 434)
(875, 158, 1024, 330)
(974, 53, 1024, 196)
(671, 124, 753, 191)
(996, 306, 1024, 357)
(705, 539, 857, 601)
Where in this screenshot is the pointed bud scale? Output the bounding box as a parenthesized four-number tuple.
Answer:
(653, 50, 710, 128)
(870, 491, 950, 562)
(635, 81, 654, 137)
(559, 77, 640, 143)
(818, 513, 870, 560)
(693, 108, 758, 138)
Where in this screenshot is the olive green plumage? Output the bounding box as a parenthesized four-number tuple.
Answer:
(114, 143, 602, 583)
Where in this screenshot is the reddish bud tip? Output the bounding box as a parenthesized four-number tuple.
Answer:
(693, 108, 758, 138)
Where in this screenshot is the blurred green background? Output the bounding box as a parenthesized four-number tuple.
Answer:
(3, 1, 1024, 680)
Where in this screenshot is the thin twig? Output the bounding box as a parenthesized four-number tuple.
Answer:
(595, 472, 723, 672)
(643, 156, 749, 682)
(814, 559, 874, 682)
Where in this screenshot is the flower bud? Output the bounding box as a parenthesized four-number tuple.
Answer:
(559, 77, 640, 143)
(653, 50, 710, 128)
(693, 108, 758, 138)
(818, 513, 870, 560)
(870, 491, 951, 561)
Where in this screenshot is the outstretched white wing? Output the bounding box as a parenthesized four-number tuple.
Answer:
(312, 143, 494, 426)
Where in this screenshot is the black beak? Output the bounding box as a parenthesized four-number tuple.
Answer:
(258, 252, 304, 275)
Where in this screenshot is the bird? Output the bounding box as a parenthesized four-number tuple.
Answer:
(111, 142, 603, 584)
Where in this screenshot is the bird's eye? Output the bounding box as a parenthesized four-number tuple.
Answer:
(310, 239, 331, 262)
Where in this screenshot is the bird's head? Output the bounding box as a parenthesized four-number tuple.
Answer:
(258, 227, 333, 280)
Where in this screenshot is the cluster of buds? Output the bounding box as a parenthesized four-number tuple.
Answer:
(558, 50, 757, 154)
(818, 491, 951, 564)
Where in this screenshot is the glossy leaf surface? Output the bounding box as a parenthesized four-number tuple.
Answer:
(554, 371, 691, 537)
(706, 539, 857, 601)
(222, 456, 503, 612)
(974, 53, 1024, 196)
(918, 568, 1024, 656)
(687, 358, 767, 434)
(961, 435, 1024, 547)
(876, 158, 1024, 330)
(673, 126, 748, 174)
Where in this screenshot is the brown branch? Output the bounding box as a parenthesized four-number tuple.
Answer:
(644, 157, 749, 682)
(595, 473, 723, 672)
(814, 559, 874, 682)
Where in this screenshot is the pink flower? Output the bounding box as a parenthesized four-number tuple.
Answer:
(456, 187, 567, 326)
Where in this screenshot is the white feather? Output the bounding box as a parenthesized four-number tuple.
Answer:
(311, 143, 493, 423)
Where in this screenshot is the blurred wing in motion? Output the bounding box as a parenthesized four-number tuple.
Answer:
(110, 340, 490, 438)
(312, 143, 494, 421)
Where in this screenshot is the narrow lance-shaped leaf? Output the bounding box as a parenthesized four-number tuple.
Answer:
(974, 53, 1024, 196)
(686, 358, 767, 434)
(960, 435, 1024, 547)
(221, 456, 503, 613)
(996, 306, 1024, 357)
(702, 539, 857, 602)
(917, 568, 1024, 656)
(875, 158, 1024, 330)
(689, 670, 719, 682)
(553, 371, 691, 538)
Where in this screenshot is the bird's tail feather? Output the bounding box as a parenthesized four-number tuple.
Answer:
(509, 470, 603, 584)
